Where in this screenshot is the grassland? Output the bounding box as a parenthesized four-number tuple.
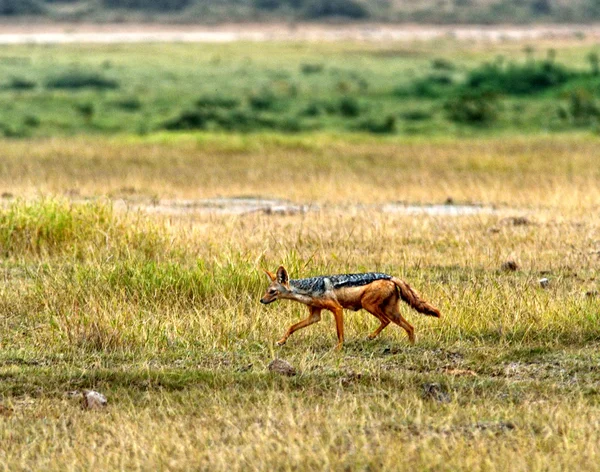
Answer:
(1, 129, 600, 470)
(1, 36, 600, 470)
(2, 38, 600, 138)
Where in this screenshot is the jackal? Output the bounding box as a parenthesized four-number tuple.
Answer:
(261, 266, 440, 349)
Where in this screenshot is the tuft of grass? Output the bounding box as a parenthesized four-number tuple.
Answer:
(45, 70, 119, 90)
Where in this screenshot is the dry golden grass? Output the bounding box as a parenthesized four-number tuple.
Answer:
(1, 133, 600, 471)
(1, 133, 599, 210)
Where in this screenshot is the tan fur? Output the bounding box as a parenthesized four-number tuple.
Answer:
(261, 266, 441, 349)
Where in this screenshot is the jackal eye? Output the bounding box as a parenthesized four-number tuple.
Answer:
(269, 289, 277, 295)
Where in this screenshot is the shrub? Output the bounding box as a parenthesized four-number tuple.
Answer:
(114, 96, 142, 111)
(356, 115, 396, 134)
(196, 95, 240, 109)
(445, 91, 498, 125)
(4, 77, 36, 90)
(163, 109, 210, 130)
(46, 71, 119, 90)
(411, 73, 454, 98)
(300, 101, 322, 117)
(23, 114, 41, 128)
(0, 0, 45, 15)
(431, 58, 455, 71)
(303, 0, 369, 19)
(300, 63, 324, 74)
(101, 0, 191, 11)
(401, 109, 433, 121)
(249, 90, 277, 111)
(338, 96, 361, 117)
(254, 0, 286, 10)
(466, 59, 573, 95)
(75, 103, 95, 122)
(0, 123, 29, 138)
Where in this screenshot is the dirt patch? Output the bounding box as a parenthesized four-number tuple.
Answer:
(117, 198, 500, 216)
(122, 198, 310, 216)
(1, 23, 600, 44)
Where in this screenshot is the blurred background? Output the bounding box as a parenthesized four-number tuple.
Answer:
(1, 1, 600, 140)
(2, 0, 600, 24)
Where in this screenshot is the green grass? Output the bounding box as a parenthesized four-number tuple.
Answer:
(1, 39, 600, 138)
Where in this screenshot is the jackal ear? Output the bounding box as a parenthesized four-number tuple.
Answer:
(263, 269, 276, 281)
(276, 266, 289, 286)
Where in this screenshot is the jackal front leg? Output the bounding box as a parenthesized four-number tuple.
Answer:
(276, 307, 322, 346)
(332, 306, 345, 350)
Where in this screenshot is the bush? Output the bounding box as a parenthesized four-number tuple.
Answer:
(445, 91, 498, 125)
(466, 59, 574, 95)
(46, 71, 119, 90)
(300, 63, 324, 74)
(75, 103, 95, 122)
(162, 106, 306, 133)
(411, 73, 454, 98)
(431, 58, 455, 71)
(356, 115, 396, 134)
(113, 96, 142, 111)
(196, 95, 240, 109)
(338, 96, 361, 117)
(401, 109, 433, 121)
(4, 77, 37, 90)
(0, 0, 45, 15)
(303, 0, 369, 19)
(101, 0, 191, 11)
(254, 0, 286, 10)
(23, 114, 41, 128)
(163, 109, 210, 131)
(249, 90, 278, 111)
(300, 101, 322, 117)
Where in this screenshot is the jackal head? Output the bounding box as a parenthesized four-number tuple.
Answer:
(260, 266, 290, 304)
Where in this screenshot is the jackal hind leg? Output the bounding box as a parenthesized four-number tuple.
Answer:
(276, 307, 322, 346)
(366, 311, 391, 340)
(384, 304, 415, 344)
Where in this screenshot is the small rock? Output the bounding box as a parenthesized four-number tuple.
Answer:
(444, 197, 454, 205)
(501, 216, 531, 226)
(585, 290, 598, 298)
(268, 359, 296, 377)
(539, 278, 550, 288)
(501, 260, 519, 272)
(421, 383, 451, 403)
(488, 227, 501, 234)
(81, 390, 107, 410)
(473, 421, 516, 433)
(1, 192, 13, 199)
(340, 371, 362, 386)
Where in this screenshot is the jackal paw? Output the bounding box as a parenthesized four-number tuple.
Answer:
(366, 334, 377, 341)
(276, 338, 287, 346)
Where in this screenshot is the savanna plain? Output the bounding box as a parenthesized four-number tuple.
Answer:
(1, 35, 600, 471)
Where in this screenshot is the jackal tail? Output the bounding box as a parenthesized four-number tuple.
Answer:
(392, 277, 441, 318)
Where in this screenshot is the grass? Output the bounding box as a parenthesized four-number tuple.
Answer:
(2, 38, 600, 137)
(1, 35, 600, 470)
(1, 128, 600, 469)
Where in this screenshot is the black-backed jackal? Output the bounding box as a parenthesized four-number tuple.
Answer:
(261, 266, 440, 349)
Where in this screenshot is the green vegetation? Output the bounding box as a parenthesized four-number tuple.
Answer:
(2, 40, 600, 137)
(7, 0, 600, 23)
